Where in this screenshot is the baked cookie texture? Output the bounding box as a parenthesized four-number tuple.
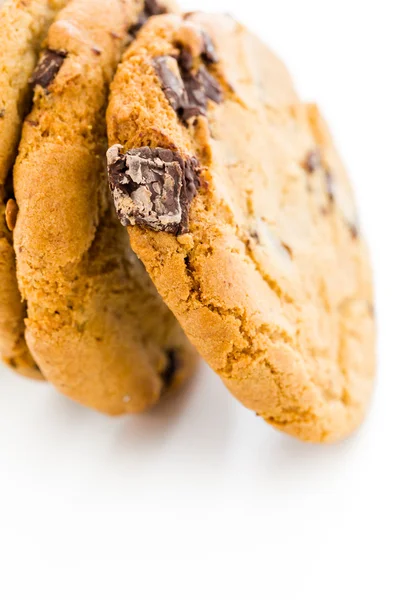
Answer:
(0, 0, 67, 378)
(14, 0, 195, 414)
(107, 13, 376, 442)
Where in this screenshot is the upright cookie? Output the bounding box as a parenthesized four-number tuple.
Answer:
(0, 0, 68, 378)
(107, 13, 376, 441)
(14, 0, 195, 415)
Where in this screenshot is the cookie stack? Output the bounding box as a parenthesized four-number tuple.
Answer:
(0, 0, 376, 442)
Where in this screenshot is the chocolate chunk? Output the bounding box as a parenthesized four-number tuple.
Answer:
(181, 65, 222, 121)
(0, 108, 5, 118)
(154, 54, 223, 124)
(129, 0, 166, 37)
(249, 229, 260, 243)
(153, 56, 186, 112)
(304, 150, 321, 173)
(201, 31, 219, 64)
(128, 14, 147, 37)
(144, 0, 166, 15)
(178, 48, 194, 72)
(30, 49, 67, 89)
(107, 145, 201, 235)
(5, 199, 18, 232)
(162, 348, 180, 388)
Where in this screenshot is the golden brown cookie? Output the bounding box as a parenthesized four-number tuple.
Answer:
(106, 12, 376, 441)
(0, 0, 68, 378)
(14, 0, 196, 415)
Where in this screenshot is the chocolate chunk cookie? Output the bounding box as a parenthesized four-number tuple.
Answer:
(0, 0, 68, 378)
(107, 13, 376, 441)
(14, 0, 195, 414)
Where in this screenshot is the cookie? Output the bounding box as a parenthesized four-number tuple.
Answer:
(14, 0, 196, 415)
(0, 0, 68, 378)
(106, 12, 376, 441)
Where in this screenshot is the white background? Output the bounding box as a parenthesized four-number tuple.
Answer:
(1, 0, 399, 598)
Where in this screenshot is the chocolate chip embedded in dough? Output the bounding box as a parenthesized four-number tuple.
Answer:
(201, 31, 219, 64)
(181, 65, 223, 121)
(178, 48, 194, 72)
(0, 108, 5, 118)
(107, 145, 201, 235)
(304, 150, 321, 173)
(30, 49, 67, 89)
(129, 0, 167, 37)
(144, 0, 166, 16)
(154, 54, 223, 123)
(153, 56, 187, 113)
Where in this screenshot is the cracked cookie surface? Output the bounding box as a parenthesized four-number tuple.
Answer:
(107, 12, 376, 442)
(14, 0, 195, 414)
(0, 0, 68, 378)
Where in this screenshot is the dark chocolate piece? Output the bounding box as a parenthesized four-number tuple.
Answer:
(304, 150, 321, 173)
(145, 0, 166, 15)
(0, 108, 5, 118)
(30, 49, 67, 89)
(154, 52, 222, 124)
(153, 56, 186, 112)
(181, 65, 222, 121)
(249, 229, 260, 243)
(107, 145, 200, 235)
(129, 0, 167, 37)
(162, 348, 180, 388)
(178, 48, 194, 72)
(201, 31, 219, 64)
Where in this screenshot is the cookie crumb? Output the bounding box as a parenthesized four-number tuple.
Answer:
(5, 199, 18, 231)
